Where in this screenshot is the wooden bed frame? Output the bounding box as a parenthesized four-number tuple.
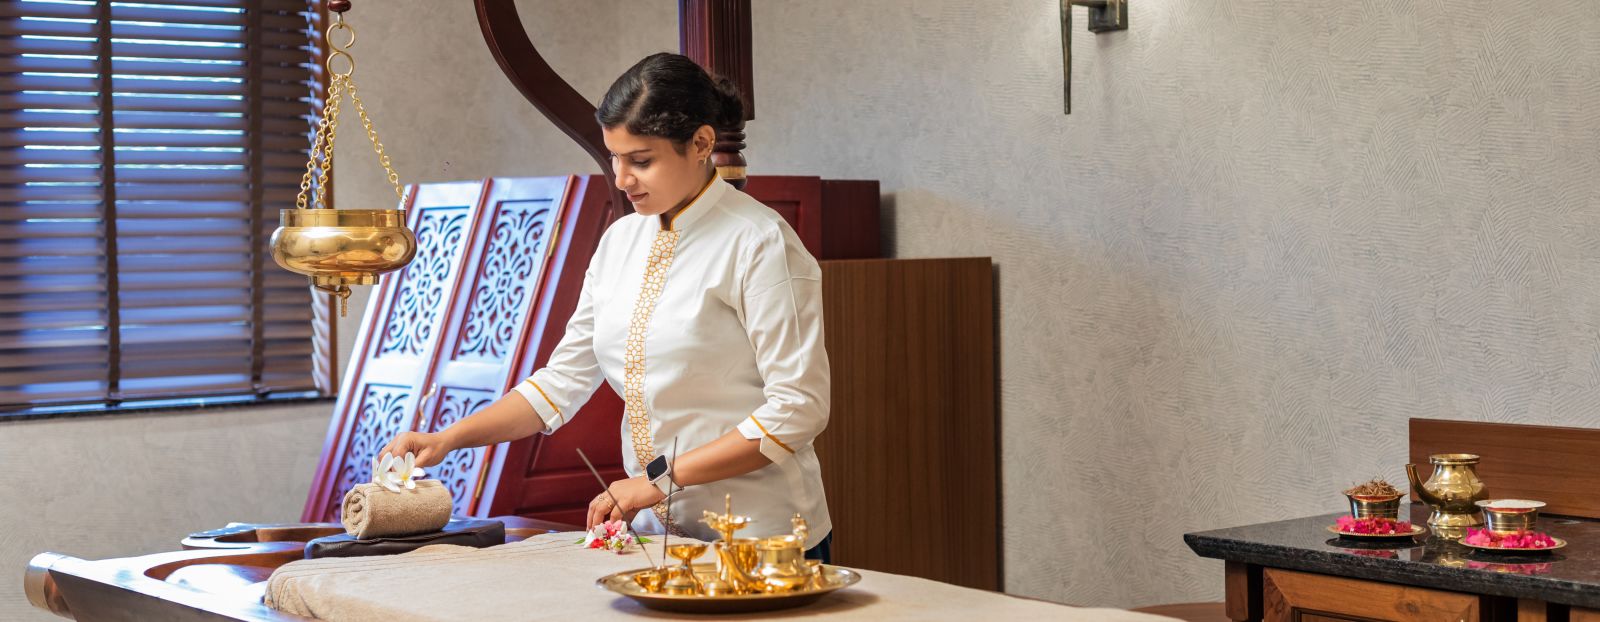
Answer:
(25, 517, 574, 621)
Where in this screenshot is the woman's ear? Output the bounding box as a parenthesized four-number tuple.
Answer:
(693, 125, 716, 164)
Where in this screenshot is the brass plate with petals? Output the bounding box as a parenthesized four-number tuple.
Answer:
(1325, 524, 1427, 539)
(596, 563, 861, 614)
(1459, 536, 1567, 553)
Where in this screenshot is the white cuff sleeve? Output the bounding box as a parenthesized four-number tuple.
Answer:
(511, 378, 566, 435)
(737, 416, 799, 465)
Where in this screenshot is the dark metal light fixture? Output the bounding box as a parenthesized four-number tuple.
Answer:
(1060, 0, 1129, 114)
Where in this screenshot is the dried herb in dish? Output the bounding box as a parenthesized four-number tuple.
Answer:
(1343, 478, 1401, 497)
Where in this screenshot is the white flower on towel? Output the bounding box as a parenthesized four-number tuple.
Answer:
(371, 451, 428, 493)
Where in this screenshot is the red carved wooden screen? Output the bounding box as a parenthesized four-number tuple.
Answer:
(302, 181, 481, 521)
(481, 176, 626, 525)
(302, 179, 570, 520)
(739, 176, 881, 260)
(418, 177, 572, 514)
(743, 176, 823, 258)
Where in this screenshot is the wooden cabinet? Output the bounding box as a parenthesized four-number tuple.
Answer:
(1263, 569, 1492, 622)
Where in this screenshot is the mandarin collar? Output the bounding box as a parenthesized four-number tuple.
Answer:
(658, 175, 728, 232)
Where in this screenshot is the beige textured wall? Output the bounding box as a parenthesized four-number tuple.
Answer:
(725, 0, 1600, 607)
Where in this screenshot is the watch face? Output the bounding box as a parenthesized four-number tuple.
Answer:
(646, 455, 668, 481)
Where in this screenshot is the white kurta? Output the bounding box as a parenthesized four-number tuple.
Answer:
(511, 177, 831, 548)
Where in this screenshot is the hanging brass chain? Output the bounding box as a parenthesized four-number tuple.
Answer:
(313, 76, 346, 210)
(296, 75, 342, 210)
(345, 79, 404, 200)
(291, 15, 402, 209)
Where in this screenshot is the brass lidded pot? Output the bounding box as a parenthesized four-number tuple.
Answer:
(1406, 453, 1487, 539)
(270, 1, 415, 316)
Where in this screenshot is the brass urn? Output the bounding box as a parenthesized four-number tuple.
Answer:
(1406, 453, 1487, 539)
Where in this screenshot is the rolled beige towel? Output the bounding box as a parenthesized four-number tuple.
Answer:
(341, 479, 452, 539)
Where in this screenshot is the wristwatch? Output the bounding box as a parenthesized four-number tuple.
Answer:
(645, 454, 675, 496)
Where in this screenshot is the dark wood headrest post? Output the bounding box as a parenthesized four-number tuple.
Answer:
(679, 0, 753, 190)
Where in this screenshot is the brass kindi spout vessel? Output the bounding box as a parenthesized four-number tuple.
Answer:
(1406, 453, 1487, 539)
(694, 495, 819, 595)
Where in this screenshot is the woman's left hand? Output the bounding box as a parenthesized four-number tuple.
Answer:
(587, 475, 666, 530)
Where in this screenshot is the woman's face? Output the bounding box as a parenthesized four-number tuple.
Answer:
(602, 125, 715, 217)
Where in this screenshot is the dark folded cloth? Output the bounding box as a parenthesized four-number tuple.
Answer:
(305, 518, 506, 559)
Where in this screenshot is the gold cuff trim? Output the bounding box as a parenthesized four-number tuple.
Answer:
(747, 416, 795, 454)
(526, 379, 564, 425)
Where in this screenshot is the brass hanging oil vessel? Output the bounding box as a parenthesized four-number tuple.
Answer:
(1406, 453, 1488, 539)
(270, 0, 416, 316)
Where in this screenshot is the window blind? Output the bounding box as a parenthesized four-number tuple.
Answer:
(0, 0, 333, 414)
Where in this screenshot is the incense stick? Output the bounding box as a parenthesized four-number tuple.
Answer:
(575, 448, 660, 569)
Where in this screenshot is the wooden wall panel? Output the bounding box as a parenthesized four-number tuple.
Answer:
(1410, 418, 1600, 519)
(815, 257, 998, 590)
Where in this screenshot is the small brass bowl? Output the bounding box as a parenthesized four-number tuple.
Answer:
(270, 209, 417, 287)
(630, 568, 667, 593)
(1476, 499, 1545, 534)
(1346, 493, 1403, 520)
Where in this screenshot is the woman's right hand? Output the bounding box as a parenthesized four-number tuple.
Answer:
(377, 431, 454, 469)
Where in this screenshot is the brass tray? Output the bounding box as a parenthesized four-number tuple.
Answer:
(1325, 524, 1427, 539)
(1460, 536, 1567, 553)
(596, 563, 862, 614)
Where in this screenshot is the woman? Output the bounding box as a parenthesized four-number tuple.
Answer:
(379, 53, 832, 561)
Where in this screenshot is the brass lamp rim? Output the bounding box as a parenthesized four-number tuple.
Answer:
(1347, 493, 1403, 502)
(279, 208, 408, 228)
(1428, 453, 1480, 464)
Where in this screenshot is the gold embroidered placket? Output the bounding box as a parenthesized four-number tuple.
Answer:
(624, 229, 681, 531)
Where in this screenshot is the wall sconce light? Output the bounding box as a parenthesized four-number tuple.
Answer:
(1060, 0, 1128, 114)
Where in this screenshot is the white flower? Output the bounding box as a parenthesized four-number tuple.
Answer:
(372, 451, 427, 493)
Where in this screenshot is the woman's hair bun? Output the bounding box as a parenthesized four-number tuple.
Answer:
(597, 53, 747, 146)
(711, 74, 745, 131)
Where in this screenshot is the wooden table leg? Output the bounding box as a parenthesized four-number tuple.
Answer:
(1225, 561, 1263, 622)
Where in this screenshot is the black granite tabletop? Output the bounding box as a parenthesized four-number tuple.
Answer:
(1185, 505, 1600, 609)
